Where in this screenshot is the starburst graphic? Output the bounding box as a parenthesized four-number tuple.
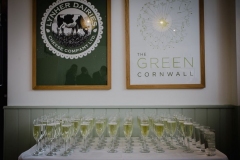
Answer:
(137, 0, 192, 50)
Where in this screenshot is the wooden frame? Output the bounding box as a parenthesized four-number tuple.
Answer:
(126, 0, 205, 89)
(32, 0, 111, 90)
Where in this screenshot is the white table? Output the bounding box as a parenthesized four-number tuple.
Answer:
(18, 137, 228, 160)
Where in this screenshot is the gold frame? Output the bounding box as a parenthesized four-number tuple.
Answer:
(32, 0, 111, 90)
(125, 0, 205, 89)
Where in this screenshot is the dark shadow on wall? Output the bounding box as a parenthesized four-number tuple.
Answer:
(0, 0, 8, 159)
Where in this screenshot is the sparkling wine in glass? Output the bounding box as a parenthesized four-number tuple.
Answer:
(107, 116, 118, 153)
(46, 118, 56, 156)
(123, 114, 133, 153)
(95, 116, 105, 150)
(61, 118, 71, 156)
(167, 117, 177, 150)
(183, 118, 194, 153)
(153, 116, 165, 153)
(140, 114, 150, 153)
(32, 119, 42, 156)
(80, 117, 90, 153)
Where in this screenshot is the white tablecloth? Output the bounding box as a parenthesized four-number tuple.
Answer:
(18, 137, 228, 160)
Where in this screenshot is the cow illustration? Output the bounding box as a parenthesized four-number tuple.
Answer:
(56, 14, 92, 36)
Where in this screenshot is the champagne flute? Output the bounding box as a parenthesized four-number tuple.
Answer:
(183, 118, 194, 153)
(140, 114, 150, 153)
(46, 118, 56, 156)
(162, 116, 170, 146)
(107, 116, 118, 153)
(123, 114, 133, 153)
(87, 113, 95, 143)
(71, 116, 80, 149)
(67, 120, 74, 154)
(177, 116, 187, 149)
(167, 117, 177, 150)
(61, 118, 71, 156)
(32, 119, 42, 156)
(153, 117, 165, 153)
(100, 116, 108, 145)
(95, 116, 105, 150)
(80, 117, 90, 153)
(41, 116, 48, 150)
(52, 119, 61, 153)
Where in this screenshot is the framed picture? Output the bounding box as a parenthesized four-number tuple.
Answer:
(32, 0, 111, 90)
(126, 0, 205, 89)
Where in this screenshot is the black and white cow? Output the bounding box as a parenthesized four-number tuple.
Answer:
(56, 14, 91, 36)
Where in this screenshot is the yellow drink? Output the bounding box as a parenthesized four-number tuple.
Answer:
(46, 124, 55, 139)
(61, 124, 71, 141)
(95, 121, 104, 136)
(154, 123, 164, 138)
(80, 122, 89, 138)
(108, 122, 118, 137)
(141, 123, 149, 138)
(184, 123, 193, 137)
(33, 124, 41, 141)
(167, 121, 177, 136)
(123, 123, 133, 138)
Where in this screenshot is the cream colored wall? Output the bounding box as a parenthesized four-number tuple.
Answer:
(5, 0, 239, 160)
(7, 0, 237, 106)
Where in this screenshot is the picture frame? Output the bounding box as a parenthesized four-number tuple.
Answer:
(32, 0, 111, 90)
(125, 0, 205, 89)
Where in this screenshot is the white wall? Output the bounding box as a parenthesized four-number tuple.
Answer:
(8, 0, 237, 106)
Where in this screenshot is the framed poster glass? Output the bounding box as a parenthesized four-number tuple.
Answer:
(32, 0, 111, 90)
(126, 0, 205, 89)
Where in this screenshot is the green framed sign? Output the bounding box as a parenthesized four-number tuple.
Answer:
(32, 0, 111, 90)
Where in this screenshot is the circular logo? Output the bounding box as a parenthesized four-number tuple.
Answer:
(41, 0, 103, 59)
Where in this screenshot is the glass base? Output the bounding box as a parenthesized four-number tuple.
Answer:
(155, 147, 165, 153)
(178, 145, 187, 150)
(67, 148, 74, 153)
(168, 146, 177, 150)
(80, 148, 89, 153)
(61, 151, 70, 156)
(38, 147, 45, 152)
(46, 151, 54, 156)
(95, 145, 104, 150)
(32, 151, 42, 156)
(140, 148, 150, 153)
(156, 149, 165, 153)
(123, 147, 133, 153)
(108, 149, 117, 153)
(52, 147, 60, 153)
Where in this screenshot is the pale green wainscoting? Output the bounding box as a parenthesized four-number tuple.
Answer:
(3, 105, 238, 160)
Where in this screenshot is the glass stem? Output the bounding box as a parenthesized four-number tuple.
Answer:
(36, 140, 39, 152)
(158, 138, 161, 149)
(182, 136, 185, 146)
(75, 136, 77, 146)
(127, 138, 130, 150)
(111, 137, 114, 150)
(64, 140, 67, 152)
(187, 137, 190, 150)
(49, 141, 52, 152)
(83, 138, 86, 150)
(143, 138, 146, 150)
(99, 136, 101, 146)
